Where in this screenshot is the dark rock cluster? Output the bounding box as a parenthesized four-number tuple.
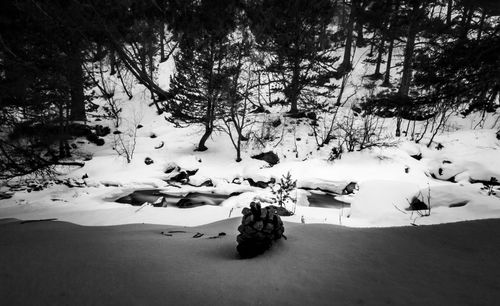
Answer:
(251, 151, 280, 166)
(236, 202, 285, 258)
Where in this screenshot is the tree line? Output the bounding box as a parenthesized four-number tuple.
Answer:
(0, 0, 499, 175)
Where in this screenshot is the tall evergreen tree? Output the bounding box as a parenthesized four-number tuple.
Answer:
(164, 0, 241, 151)
(247, 0, 340, 114)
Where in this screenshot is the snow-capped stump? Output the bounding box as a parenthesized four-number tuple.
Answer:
(236, 202, 286, 258)
(144, 157, 154, 165)
(251, 151, 280, 166)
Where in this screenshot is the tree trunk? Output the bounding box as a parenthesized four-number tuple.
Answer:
(446, 0, 453, 25)
(236, 137, 242, 162)
(197, 125, 212, 152)
(374, 38, 385, 77)
(340, 0, 356, 72)
(288, 66, 300, 114)
(110, 50, 116, 76)
(397, 15, 418, 137)
(159, 22, 166, 62)
(382, 38, 394, 86)
(398, 22, 417, 97)
(356, 21, 364, 47)
(477, 10, 486, 40)
(460, 5, 473, 39)
(68, 47, 86, 122)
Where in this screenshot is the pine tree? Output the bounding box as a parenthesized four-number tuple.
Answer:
(247, 0, 340, 114)
(164, 0, 241, 151)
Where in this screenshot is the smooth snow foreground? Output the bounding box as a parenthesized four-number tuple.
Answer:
(1, 218, 499, 305)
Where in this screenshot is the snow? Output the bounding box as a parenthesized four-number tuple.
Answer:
(1, 57, 499, 229)
(3, 218, 500, 305)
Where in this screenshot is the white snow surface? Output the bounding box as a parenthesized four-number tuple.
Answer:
(1, 63, 500, 228)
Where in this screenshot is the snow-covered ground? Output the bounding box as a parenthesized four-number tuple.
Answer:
(1, 90, 499, 228)
(1, 55, 499, 228)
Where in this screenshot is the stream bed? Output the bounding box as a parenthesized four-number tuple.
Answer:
(112, 188, 350, 209)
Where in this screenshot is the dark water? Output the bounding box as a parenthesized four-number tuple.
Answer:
(306, 191, 350, 208)
(114, 188, 350, 209)
(114, 189, 231, 208)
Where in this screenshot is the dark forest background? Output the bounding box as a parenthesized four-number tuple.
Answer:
(0, 0, 499, 177)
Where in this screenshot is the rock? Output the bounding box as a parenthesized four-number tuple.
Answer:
(271, 118, 281, 127)
(137, 124, 143, 129)
(198, 179, 213, 187)
(186, 169, 199, 177)
(407, 197, 428, 211)
(251, 151, 280, 166)
(496, 130, 500, 140)
(251, 105, 269, 113)
(67, 123, 92, 137)
(342, 182, 359, 195)
(95, 125, 110, 137)
(410, 153, 422, 160)
(165, 163, 180, 174)
(170, 171, 189, 183)
(306, 112, 317, 120)
(144, 157, 154, 165)
(175, 192, 228, 208)
(95, 138, 105, 146)
(150, 133, 157, 138)
(86, 133, 105, 146)
(245, 178, 276, 189)
(113, 130, 122, 135)
(0, 191, 15, 200)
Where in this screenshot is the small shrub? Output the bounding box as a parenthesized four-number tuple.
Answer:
(481, 177, 498, 196)
(271, 171, 297, 213)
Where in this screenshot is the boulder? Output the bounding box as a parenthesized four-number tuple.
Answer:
(342, 182, 359, 195)
(251, 151, 280, 166)
(165, 163, 180, 174)
(94, 125, 110, 137)
(245, 178, 276, 189)
(170, 171, 189, 183)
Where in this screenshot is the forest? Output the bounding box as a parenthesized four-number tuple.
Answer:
(0, 0, 499, 177)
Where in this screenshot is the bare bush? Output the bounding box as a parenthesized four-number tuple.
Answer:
(329, 112, 395, 160)
(112, 107, 143, 163)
